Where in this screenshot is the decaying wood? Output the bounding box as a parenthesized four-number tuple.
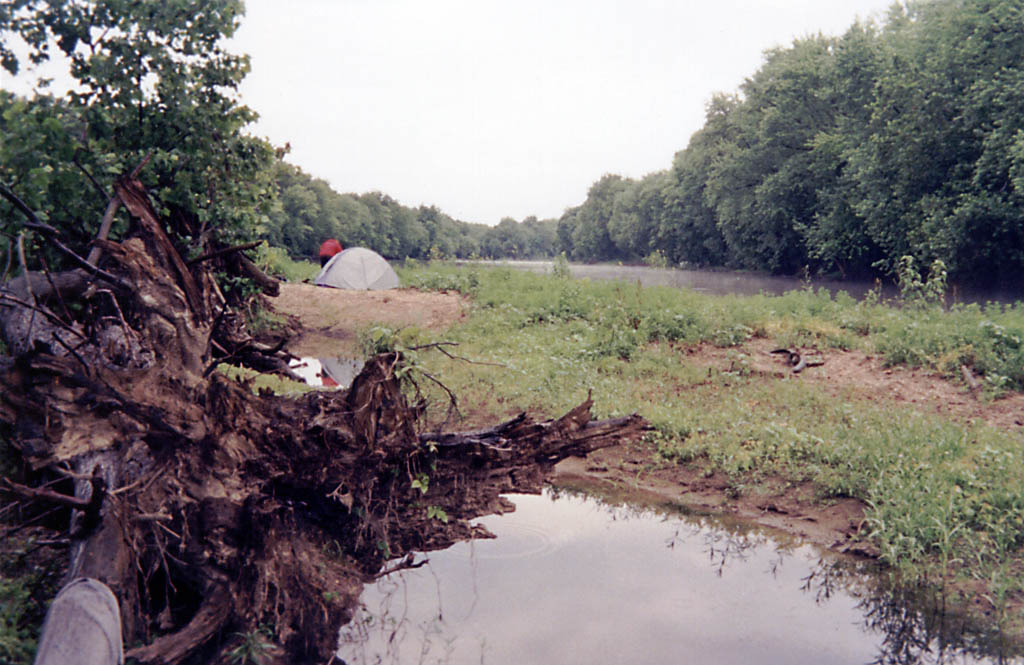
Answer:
(0, 175, 649, 664)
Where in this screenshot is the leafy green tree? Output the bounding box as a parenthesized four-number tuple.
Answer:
(703, 36, 841, 274)
(570, 174, 631, 261)
(520, 216, 558, 257)
(608, 172, 668, 260)
(658, 94, 734, 267)
(556, 207, 580, 257)
(1, 0, 275, 268)
(795, 22, 885, 278)
(846, 0, 1024, 285)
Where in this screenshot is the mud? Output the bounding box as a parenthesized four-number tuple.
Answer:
(277, 283, 467, 357)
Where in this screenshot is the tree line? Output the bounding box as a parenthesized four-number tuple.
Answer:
(261, 161, 558, 261)
(559, 0, 1024, 287)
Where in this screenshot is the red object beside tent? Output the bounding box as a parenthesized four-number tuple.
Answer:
(319, 238, 343, 258)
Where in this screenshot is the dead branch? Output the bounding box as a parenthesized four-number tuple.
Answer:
(86, 196, 123, 266)
(0, 476, 92, 509)
(0, 181, 131, 291)
(186, 240, 262, 266)
(228, 249, 280, 296)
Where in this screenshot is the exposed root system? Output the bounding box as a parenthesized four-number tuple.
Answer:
(0, 176, 647, 663)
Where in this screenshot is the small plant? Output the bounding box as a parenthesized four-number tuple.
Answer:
(426, 505, 449, 523)
(896, 255, 947, 309)
(411, 473, 430, 495)
(551, 252, 571, 279)
(228, 626, 274, 665)
(643, 249, 669, 269)
(0, 578, 36, 665)
(252, 243, 319, 282)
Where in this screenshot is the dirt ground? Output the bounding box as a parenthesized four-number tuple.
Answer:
(272, 283, 1024, 558)
(276, 282, 469, 357)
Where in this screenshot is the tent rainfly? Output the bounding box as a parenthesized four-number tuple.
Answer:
(314, 247, 400, 290)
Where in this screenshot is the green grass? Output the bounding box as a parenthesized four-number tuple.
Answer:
(254, 243, 321, 283)
(394, 261, 1024, 617)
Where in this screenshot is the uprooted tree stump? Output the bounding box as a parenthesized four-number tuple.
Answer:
(0, 177, 647, 663)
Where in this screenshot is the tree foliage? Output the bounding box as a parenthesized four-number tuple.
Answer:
(1, 0, 275, 273)
(559, 0, 1024, 289)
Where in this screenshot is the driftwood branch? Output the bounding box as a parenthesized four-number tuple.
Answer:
(228, 250, 279, 296)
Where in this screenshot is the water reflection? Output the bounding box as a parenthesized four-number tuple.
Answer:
(336, 491, 1020, 665)
(289, 356, 363, 389)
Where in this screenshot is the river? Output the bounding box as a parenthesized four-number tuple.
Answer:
(466, 260, 1023, 305)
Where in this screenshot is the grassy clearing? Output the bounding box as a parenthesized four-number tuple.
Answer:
(393, 261, 1024, 621)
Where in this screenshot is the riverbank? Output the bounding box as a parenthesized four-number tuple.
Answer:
(273, 264, 1024, 637)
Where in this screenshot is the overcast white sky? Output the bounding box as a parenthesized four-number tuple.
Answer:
(6, 1, 898, 226)
(230, 0, 897, 225)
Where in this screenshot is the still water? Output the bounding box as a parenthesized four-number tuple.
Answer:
(337, 490, 1017, 665)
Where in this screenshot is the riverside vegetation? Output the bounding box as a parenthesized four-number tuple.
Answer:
(383, 259, 1024, 633)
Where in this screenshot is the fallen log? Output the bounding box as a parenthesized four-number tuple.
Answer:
(1, 177, 649, 664)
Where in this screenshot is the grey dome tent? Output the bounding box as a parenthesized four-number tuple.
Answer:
(314, 247, 400, 290)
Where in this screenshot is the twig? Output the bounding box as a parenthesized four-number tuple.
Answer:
(99, 288, 138, 362)
(374, 553, 429, 579)
(38, 254, 75, 323)
(0, 291, 87, 340)
(0, 182, 59, 234)
(133, 513, 172, 523)
(72, 152, 111, 203)
(129, 151, 152, 178)
(51, 332, 92, 372)
(0, 506, 65, 540)
(416, 369, 461, 426)
(407, 342, 507, 368)
(1, 236, 11, 282)
(0, 477, 92, 508)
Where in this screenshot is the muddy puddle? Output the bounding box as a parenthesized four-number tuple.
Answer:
(289, 356, 363, 388)
(337, 489, 1020, 665)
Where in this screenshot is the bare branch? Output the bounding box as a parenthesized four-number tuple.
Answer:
(86, 196, 122, 265)
(0, 180, 132, 291)
(186, 240, 262, 266)
(0, 476, 92, 509)
(407, 341, 507, 367)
